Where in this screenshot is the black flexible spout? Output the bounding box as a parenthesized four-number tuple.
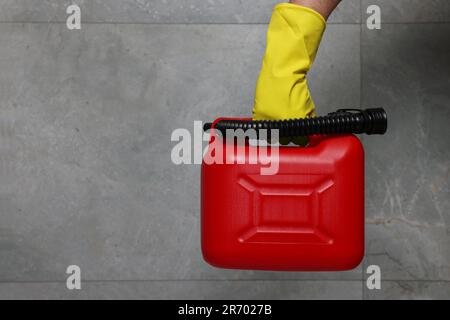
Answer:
(203, 108, 388, 137)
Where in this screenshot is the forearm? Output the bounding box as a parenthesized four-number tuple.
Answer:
(290, 0, 341, 20)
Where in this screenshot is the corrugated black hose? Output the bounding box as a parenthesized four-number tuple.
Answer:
(203, 108, 388, 137)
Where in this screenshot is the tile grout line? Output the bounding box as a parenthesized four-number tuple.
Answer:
(1, 279, 450, 284)
(360, 0, 366, 301)
(0, 21, 359, 25)
(0, 21, 449, 25)
(0, 279, 368, 284)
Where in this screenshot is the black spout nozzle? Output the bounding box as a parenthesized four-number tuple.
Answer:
(203, 108, 388, 137)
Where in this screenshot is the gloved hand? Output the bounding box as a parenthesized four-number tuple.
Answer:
(253, 3, 326, 144)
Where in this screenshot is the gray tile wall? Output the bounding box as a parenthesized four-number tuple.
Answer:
(0, 0, 448, 299)
(0, 281, 362, 300)
(0, 0, 360, 23)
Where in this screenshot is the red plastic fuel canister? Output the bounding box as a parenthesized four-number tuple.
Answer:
(201, 132, 364, 271)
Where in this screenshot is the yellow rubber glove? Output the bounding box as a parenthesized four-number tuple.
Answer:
(253, 3, 326, 123)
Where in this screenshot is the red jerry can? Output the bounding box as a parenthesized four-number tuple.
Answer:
(201, 132, 365, 271)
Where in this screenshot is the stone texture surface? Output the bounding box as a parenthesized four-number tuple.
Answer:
(0, 23, 360, 282)
(0, 0, 448, 300)
(0, 281, 362, 300)
(0, 0, 361, 23)
(362, 25, 450, 282)
(362, 0, 450, 23)
(365, 281, 450, 300)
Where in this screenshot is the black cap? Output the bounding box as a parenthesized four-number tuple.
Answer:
(363, 108, 388, 135)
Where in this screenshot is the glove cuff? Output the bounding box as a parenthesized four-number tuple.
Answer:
(273, 3, 326, 64)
